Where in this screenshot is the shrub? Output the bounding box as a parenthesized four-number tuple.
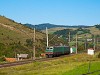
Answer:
(0, 56, 6, 61)
(94, 51, 100, 58)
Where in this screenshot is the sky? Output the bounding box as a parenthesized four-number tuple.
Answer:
(0, 0, 100, 25)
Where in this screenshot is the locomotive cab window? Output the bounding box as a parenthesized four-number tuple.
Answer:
(46, 47, 53, 50)
(50, 48, 53, 49)
(47, 47, 49, 49)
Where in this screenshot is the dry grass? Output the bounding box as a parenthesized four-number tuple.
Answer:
(42, 27, 78, 34)
(0, 16, 46, 47)
(87, 27, 100, 35)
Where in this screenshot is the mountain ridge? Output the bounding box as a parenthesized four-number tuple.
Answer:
(24, 23, 92, 30)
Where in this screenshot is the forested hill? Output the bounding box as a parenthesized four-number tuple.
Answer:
(95, 24, 100, 30)
(24, 23, 92, 30)
(24, 23, 67, 30)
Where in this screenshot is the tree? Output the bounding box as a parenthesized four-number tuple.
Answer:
(95, 24, 100, 30)
(25, 39, 33, 47)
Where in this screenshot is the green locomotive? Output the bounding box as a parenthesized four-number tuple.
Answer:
(45, 46, 70, 58)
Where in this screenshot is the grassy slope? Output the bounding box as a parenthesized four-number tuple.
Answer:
(0, 16, 46, 43)
(87, 27, 100, 35)
(0, 53, 99, 75)
(0, 16, 47, 55)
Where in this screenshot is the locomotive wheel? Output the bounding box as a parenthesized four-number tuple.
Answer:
(49, 55, 53, 58)
(46, 55, 49, 58)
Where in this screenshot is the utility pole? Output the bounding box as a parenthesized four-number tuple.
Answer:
(97, 38, 98, 50)
(94, 35, 96, 51)
(33, 27, 36, 60)
(69, 32, 70, 43)
(46, 27, 48, 47)
(88, 60, 91, 73)
(85, 35, 87, 51)
(76, 34, 78, 54)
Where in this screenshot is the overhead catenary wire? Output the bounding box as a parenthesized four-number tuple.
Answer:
(48, 35, 58, 42)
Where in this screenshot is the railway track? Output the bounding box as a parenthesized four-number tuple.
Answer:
(0, 54, 73, 68)
(0, 60, 33, 68)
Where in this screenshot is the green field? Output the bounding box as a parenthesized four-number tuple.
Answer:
(0, 53, 100, 75)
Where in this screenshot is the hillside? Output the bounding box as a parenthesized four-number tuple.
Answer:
(95, 24, 100, 30)
(53, 28, 91, 36)
(47, 26, 100, 36)
(51, 27, 100, 51)
(87, 27, 100, 35)
(0, 16, 47, 45)
(0, 16, 65, 58)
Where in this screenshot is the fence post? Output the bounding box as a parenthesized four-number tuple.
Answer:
(88, 60, 91, 73)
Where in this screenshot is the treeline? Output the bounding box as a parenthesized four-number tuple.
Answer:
(0, 36, 67, 60)
(95, 24, 100, 30)
(0, 42, 29, 58)
(53, 28, 90, 38)
(0, 38, 40, 58)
